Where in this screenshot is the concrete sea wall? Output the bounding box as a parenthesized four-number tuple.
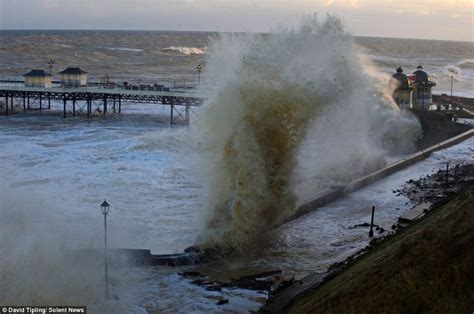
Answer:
(412, 109, 472, 148)
(288, 126, 473, 223)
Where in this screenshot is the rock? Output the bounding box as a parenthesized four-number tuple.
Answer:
(216, 299, 229, 305)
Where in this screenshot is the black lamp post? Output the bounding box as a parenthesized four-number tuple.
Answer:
(101, 199, 110, 298)
(48, 60, 55, 75)
(450, 76, 454, 109)
(196, 64, 202, 87)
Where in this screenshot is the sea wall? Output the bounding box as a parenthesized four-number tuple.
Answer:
(288, 128, 474, 223)
(433, 94, 474, 107)
(411, 109, 472, 148)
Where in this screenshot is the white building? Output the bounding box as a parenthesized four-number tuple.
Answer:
(23, 69, 53, 88)
(60, 67, 88, 88)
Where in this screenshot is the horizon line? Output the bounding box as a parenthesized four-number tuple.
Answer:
(0, 28, 472, 43)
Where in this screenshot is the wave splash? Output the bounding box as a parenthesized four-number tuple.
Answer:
(194, 14, 421, 252)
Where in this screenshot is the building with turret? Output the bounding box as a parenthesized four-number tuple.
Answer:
(410, 65, 436, 110)
(23, 69, 53, 88)
(391, 67, 413, 109)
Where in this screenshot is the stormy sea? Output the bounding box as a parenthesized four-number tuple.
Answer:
(0, 17, 473, 313)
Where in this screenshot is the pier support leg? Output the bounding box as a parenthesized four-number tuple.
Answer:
(87, 96, 91, 118)
(5, 92, 8, 115)
(10, 93, 14, 111)
(48, 93, 51, 109)
(72, 97, 76, 117)
(103, 96, 107, 116)
(39, 94, 43, 111)
(170, 105, 174, 125)
(118, 96, 121, 114)
(185, 102, 190, 125)
(113, 96, 116, 113)
(63, 96, 67, 118)
(23, 93, 26, 112)
(27, 93, 30, 110)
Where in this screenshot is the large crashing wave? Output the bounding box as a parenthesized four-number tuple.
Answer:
(194, 14, 421, 252)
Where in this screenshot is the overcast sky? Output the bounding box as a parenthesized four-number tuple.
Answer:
(0, 0, 472, 41)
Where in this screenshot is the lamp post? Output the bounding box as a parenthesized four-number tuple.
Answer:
(101, 200, 110, 298)
(48, 60, 55, 75)
(196, 64, 202, 87)
(450, 76, 454, 109)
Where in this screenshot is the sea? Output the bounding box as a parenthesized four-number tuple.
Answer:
(0, 29, 473, 313)
(0, 30, 473, 95)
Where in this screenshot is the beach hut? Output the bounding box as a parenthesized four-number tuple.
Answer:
(59, 67, 88, 88)
(390, 67, 413, 109)
(23, 69, 53, 88)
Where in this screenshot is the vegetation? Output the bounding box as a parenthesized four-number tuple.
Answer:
(288, 186, 474, 314)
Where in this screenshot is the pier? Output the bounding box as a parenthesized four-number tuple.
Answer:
(0, 84, 206, 124)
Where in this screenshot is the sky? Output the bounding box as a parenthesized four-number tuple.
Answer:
(0, 0, 472, 41)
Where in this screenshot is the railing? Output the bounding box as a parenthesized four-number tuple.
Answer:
(0, 75, 199, 92)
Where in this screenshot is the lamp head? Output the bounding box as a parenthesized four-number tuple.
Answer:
(101, 200, 110, 215)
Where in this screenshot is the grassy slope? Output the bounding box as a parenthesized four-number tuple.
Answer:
(288, 187, 474, 314)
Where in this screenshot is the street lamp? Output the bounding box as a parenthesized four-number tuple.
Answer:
(450, 76, 454, 109)
(101, 199, 110, 298)
(48, 60, 55, 75)
(196, 64, 202, 87)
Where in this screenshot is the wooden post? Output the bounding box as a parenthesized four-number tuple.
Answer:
(369, 206, 375, 238)
(118, 95, 121, 114)
(445, 163, 449, 189)
(113, 96, 116, 113)
(48, 92, 51, 109)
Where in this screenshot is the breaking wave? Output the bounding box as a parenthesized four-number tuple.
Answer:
(430, 64, 474, 82)
(106, 47, 144, 52)
(193, 14, 421, 252)
(162, 46, 207, 55)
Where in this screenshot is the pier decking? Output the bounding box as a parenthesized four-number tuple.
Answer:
(0, 84, 206, 124)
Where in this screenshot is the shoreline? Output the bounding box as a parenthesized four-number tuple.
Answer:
(261, 163, 474, 313)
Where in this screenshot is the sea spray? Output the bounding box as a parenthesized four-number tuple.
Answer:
(0, 188, 134, 312)
(194, 14, 421, 252)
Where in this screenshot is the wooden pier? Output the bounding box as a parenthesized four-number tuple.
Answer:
(0, 85, 206, 124)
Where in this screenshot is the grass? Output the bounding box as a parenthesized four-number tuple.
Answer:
(287, 186, 474, 314)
